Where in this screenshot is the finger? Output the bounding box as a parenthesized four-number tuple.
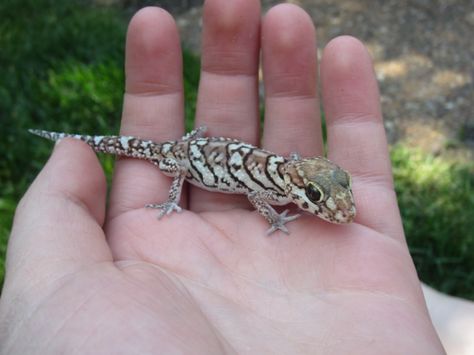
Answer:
(321, 36, 404, 240)
(6, 141, 111, 284)
(190, 0, 261, 212)
(108, 7, 185, 220)
(261, 4, 323, 157)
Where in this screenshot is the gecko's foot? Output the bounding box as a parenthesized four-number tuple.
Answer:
(146, 201, 182, 219)
(266, 209, 301, 235)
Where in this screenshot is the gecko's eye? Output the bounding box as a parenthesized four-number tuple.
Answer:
(305, 182, 324, 203)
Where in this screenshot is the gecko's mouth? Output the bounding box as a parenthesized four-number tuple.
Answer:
(314, 202, 356, 224)
(334, 205, 356, 224)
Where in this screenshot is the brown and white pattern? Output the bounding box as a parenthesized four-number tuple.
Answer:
(29, 126, 356, 234)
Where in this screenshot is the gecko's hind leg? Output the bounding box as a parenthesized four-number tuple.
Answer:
(146, 158, 187, 219)
(181, 125, 207, 141)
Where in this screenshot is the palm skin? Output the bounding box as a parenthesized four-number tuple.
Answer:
(0, 1, 445, 354)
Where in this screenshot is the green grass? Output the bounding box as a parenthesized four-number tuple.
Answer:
(0, 0, 200, 288)
(1, 0, 473, 299)
(392, 146, 474, 297)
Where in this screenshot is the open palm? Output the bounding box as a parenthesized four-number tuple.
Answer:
(0, 2, 444, 354)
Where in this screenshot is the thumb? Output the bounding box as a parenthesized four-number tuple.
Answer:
(5, 139, 112, 286)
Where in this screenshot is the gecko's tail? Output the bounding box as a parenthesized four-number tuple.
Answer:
(29, 129, 92, 142)
(29, 129, 162, 161)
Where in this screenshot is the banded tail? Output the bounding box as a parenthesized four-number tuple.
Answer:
(29, 129, 162, 161)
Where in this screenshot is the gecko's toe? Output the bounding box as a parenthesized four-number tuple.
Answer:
(146, 201, 182, 219)
(280, 209, 301, 222)
(266, 224, 289, 235)
(266, 210, 301, 235)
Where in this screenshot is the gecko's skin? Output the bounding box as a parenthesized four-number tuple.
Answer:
(29, 127, 356, 234)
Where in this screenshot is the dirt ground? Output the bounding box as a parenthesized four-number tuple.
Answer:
(172, 0, 473, 159)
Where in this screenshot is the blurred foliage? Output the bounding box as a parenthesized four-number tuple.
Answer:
(392, 146, 474, 298)
(1, 0, 125, 215)
(0, 0, 472, 300)
(0, 0, 199, 288)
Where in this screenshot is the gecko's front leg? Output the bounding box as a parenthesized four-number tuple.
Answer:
(146, 158, 186, 218)
(247, 191, 300, 235)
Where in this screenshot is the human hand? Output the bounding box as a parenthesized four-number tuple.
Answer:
(0, 1, 445, 354)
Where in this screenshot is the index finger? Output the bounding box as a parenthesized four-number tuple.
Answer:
(108, 8, 185, 220)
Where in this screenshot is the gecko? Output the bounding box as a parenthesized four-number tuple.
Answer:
(29, 126, 356, 234)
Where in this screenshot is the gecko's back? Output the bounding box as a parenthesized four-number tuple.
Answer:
(174, 137, 288, 200)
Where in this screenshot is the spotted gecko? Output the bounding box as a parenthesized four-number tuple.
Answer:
(29, 126, 356, 234)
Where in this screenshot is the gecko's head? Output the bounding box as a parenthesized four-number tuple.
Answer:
(283, 157, 356, 224)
